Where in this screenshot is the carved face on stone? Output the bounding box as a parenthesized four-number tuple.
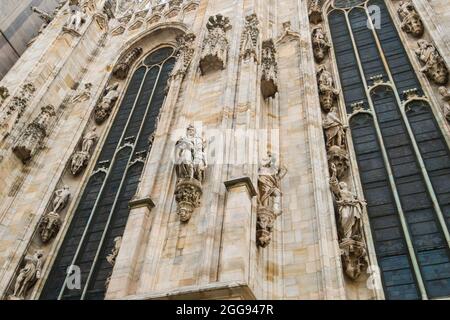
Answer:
(407, 16, 424, 37)
(186, 125, 196, 138)
(433, 67, 449, 85)
(320, 90, 335, 112)
(39, 211, 61, 243)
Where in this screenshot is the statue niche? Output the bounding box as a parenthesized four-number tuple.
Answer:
(312, 25, 330, 63)
(261, 39, 279, 99)
(174, 125, 207, 222)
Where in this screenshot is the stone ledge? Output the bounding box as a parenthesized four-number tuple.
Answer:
(224, 176, 257, 198)
(128, 196, 155, 210)
(118, 281, 256, 300)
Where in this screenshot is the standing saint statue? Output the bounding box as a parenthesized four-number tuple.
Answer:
(323, 106, 347, 149)
(82, 127, 98, 154)
(53, 186, 70, 212)
(10, 250, 44, 299)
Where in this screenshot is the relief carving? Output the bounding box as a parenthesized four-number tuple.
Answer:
(13, 105, 55, 163)
(438, 86, 450, 122)
(240, 14, 259, 62)
(397, 1, 424, 37)
(312, 25, 330, 63)
(70, 127, 98, 175)
(317, 65, 340, 112)
(0, 83, 35, 131)
(330, 163, 368, 280)
(113, 47, 143, 80)
(261, 39, 278, 99)
(171, 33, 196, 79)
(257, 152, 287, 248)
(174, 125, 207, 222)
(8, 250, 44, 300)
(199, 14, 231, 75)
(95, 83, 120, 124)
(415, 40, 449, 85)
(308, 0, 323, 24)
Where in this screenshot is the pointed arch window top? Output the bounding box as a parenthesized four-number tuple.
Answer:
(333, 0, 366, 9)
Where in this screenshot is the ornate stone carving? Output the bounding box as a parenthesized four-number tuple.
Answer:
(70, 83, 92, 105)
(113, 47, 143, 80)
(327, 145, 349, 179)
(317, 65, 339, 112)
(0, 83, 35, 129)
(13, 105, 55, 163)
(261, 39, 278, 99)
(95, 83, 120, 123)
(103, 0, 117, 19)
(397, 1, 424, 37)
(323, 106, 347, 149)
(438, 86, 450, 122)
(70, 127, 98, 175)
(105, 236, 122, 289)
(53, 185, 71, 212)
(240, 14, 259, 62)
(9, 250, 44, 300)
(308, 0, 323, 24)
(174, 125, 207, 222)
(257, 152, 287, 248)
(65, 4, 87, 34)
(312, 25, 330, 63)
(199, 14, 231, 75)
(39, 211, 61, 244)
(171, 33, 196, 79)
(415, 40, 449, 85)
(0, 86, 9, 107)
(330, 163, 368, 280)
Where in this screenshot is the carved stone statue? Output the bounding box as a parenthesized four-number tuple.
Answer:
(53, 186, 71, 212)
(327, 145, 349, 179)
(113, 47, 143, 80)
(329, 163, 368, 280)
(0, 83, 35, 131)
(199, 14, 231, 74)
(95, 83, 120, 123)
(31, 6, 54, 34)
(438, 86, 450, 122)
(173, 125, 207, 222)
(13, 105, 55, 163)
(39, 211, 61, 243)
(312, 25, 330, 63)
(261, 39, 278, 99)
(71, 127, 98, 175)
(70, 83, 92, 105)
(105, 236, 122, 289)
(0, 86, 9, 107)
(65, 5, 87, 34)
(170, 33, 196, 79)
(257, 152, 287, 247)
(317, 65, 340, 112)
(308, 0, 323, 24)
(240, 14, 259, 62)
(397, 1, 424, 37)
(9, 250, 44, 299)
(323, 106, 347, 149)
(415, 40, 449, 85)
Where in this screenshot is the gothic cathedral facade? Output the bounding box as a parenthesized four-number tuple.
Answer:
(0, 0, 449, 300)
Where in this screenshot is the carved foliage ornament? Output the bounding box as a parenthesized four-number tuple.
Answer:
(312, 25, 330, 63)
(397, 1, 424, 38)
(261, 39, 278, 99)
(174, 125, 207, 222)
(415, 40, 449, 85)
(200, 14, 231, 75)
(240, 14, 259, 62)
(0, 83, 35, 130)
(13, 105, 55, 163)
(257, 152, 287, 248)
(113, 47, 143, 80)
(171, 33, 196, 79)
(9, 250, 44, 300)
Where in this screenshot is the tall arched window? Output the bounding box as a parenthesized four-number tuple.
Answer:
(328, 0, 450, 299)
(40, 47, 176, 300)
